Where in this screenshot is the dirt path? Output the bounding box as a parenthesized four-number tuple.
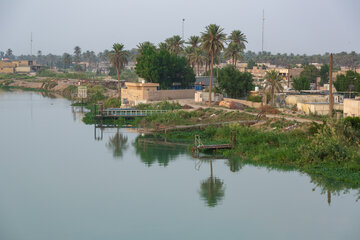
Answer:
(175, 99, 322, 124)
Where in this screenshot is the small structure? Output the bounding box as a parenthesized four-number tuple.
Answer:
(297, 102, 343, 115)
(344, 99, 360, 117)
(77, 86, 87, 99)
(121, 81, 195, 106)
(195, 91, 223, 103)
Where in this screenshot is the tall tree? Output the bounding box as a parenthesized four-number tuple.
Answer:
(224, 42, 242, 67)
(188, 35, 200, 48)
(217, 65, 253, 98)
(165, 35, 184, 55)
(137, 41, 155, 55)
(300, 64, 319, 90)
(5, 49, 14, 59)
(201, 24, 226, 104)
(293, 76, 310, 91)
(319, 64, 329, 86)
(108, 43, 129, 98)
(264, 70, 283, 106)
(73, 46, 81, 64)
(135, 46, 195, 89)
(190, 48, 206, 76)
(62, 53, 72, 69)
(228, 30, 247, 50)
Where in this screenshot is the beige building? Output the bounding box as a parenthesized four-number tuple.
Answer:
(121, 82, 195, 105)
(0, 60, 39, 74)
(297, 102, 343, 115)
(344, 99, 360, 117)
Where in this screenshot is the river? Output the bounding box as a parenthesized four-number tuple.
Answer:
(0, 90, 359, 240)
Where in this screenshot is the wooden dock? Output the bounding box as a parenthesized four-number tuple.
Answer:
(192, 131, 236, 156)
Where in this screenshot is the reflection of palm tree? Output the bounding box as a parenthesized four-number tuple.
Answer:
(106, 130, 128, 158)
(225, 158, 243, 172)
(199, 160, 225, 207)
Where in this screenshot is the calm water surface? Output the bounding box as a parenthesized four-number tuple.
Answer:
(0, 90, 359, 240)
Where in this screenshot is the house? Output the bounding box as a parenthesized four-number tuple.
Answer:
(121, 80, 195, 105)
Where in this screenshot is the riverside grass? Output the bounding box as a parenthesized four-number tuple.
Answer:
(146, 120, 360, 187)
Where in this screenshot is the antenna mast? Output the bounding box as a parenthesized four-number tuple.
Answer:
(262, 10, 265, 52)
(261, 9, 265, 52)
(30, 32, 33, 59)
(182, 19, 185, 40)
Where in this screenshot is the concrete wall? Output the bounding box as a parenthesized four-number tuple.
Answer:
(146, 89, 195, 101)
(122, 88, 195, 105)
(297, 102, 343, 115)
(224, 98, 263, 109)
(344, 99, 360, 117)
(195, 91, 223, 102)
(15, 66, 31, 73)
(0, 67, 15, 73)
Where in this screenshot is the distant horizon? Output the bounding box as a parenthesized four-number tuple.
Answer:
(1, 0, 359, 56)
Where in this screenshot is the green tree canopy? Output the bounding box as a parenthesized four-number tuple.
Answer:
(135, 46, 195, 89)
(300, 64, 319, 88)
(73, 46, 81, 63)
(62, 53, 72, 69)
(247, 59, 257, 69)
(217, 65, 254, 98)
(319, 64, 329, 86)
(264, 70, 283, 106)
(293, 76, 310, 91)
(334, 70, 360, 92)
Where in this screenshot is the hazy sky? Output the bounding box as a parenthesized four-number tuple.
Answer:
(1, 0, 359, 56)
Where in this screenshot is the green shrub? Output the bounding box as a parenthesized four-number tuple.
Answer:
(246, 95, 262, 102)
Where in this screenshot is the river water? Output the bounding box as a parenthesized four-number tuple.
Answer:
(0, 90, 359, 240)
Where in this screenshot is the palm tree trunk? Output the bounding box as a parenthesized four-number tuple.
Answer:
(209, 52, 214, 106)
(117, 67, 121, 99)
(271, 87, 275, 106)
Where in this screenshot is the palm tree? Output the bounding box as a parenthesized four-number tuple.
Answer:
(188, 35, 200, 48)
(184, 46, 195, 68)
(136, 41, 155, 55)
(264, 70, 283, 106)
(108, 43, 129, 98)
(73, 46, 81, 64)
(224, 42, 242, 67)
(158, 42, 168, 51)
(190, 48, 206, 76)
(165, 35, 184, 55)
(201, 24, 226, 105)
(228, 30, 247, 50)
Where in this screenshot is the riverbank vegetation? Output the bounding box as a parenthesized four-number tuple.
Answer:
(140, 117, 360, 186)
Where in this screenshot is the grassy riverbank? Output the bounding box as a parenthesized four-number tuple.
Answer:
(137, 114, 360, 186)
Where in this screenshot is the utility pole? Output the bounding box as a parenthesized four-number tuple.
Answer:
(262, 10, 265, 52)
(182, 18, 185, 41)
(30, 32, 33, 60)
(329, 53, 334, 117)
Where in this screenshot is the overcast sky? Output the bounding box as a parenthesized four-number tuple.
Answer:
(1, 0, 359, 56)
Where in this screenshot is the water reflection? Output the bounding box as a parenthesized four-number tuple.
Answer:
(71, 106, 87, 122)
(106, 129, 128, 158)
(199, 160, 225, 207)
(133, 138, 187, 166)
